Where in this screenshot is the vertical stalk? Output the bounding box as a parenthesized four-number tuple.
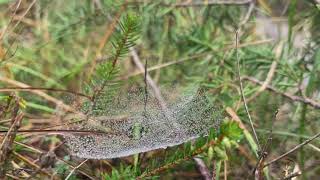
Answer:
(215, 160, 221, 180)
(299, 104, 306, 173)
(288, 0, 297, 50)
(133, 122, 141, 172)
(134, 58, 148, 172)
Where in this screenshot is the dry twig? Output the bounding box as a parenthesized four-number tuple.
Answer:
(0, 95, 23, 178)
(194, 157, 212, 180)
(121, 39, 273, 80)
(0, 76, 78, 113)
(263, 131, 320, 167)
(235, 30, 261, 151)
(130, 47, 167, 110)
(65, 159, 89, 180)
(0, 0, 22, 41)
(13, 141, 95, 179)
(128, 0, 252, 7)
(243, 76, 320, 109)
(0, 87, 90, 99)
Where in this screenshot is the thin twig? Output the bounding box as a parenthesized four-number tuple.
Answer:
(0, 110, 21, 150)
(194, 157, 212, 180)
(243, 76, 320, 109)
(12, 151, 52, 177)
(121, 39, 273, 80)
(173, 0, 252, 7)
(238, 1, 255, 28)
(0, 0, 22, 62)
(281, 160, 320, 180)
(65, 159, 89, 180)
(10, 0, 37, 33)
(128, 0, 252, 7)
(224, 160, 228, 180)
(0, 129, 121, 136)
(143, 48, 148, 116)
(264, 131, 320, 167)
(2, 0, 37, 61)
(0, 74, 104, 130)
(0, 95, 23, 178)
(0, 87, 91, 99)
(129, 47, 167, 110)
(235, 30, 261, 151)
(13, 141, 95, 179)
(130, 47, 184, 131)
(0, 76, 97, 129)
(0, 76, 80, 113)
(254, 110, 278, 180)
(0, 0, 22, 41)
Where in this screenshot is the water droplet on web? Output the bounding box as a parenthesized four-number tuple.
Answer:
(64, 85, 221, 159)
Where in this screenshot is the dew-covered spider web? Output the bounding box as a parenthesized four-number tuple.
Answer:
(64, 85, 221, 159)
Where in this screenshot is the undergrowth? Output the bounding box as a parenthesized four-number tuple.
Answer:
(0, 0, 320, 179)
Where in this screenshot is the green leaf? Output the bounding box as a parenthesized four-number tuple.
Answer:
(0, 0, 11, 5)
(220, 121, 243, 141)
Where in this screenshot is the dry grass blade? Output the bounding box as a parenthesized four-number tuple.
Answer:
(12, 151, 52, 177)
(0, 87, 90, 99)
(13, 141, 95, 179)
(0, 77, 94, 130)
(129, 0, 252, 7)
(0, 0, 22, 41)
(0, 129, 120, 136)
(0, 113, 23, 149)
(65, 159, 89, 180)
(10, 0, 37, 34)
(0, 76, 76, 113)
(0, 95, 23, 178)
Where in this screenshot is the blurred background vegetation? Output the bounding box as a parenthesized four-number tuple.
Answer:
(0, 0, 320, 179)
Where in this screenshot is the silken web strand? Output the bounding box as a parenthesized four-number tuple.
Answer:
(64, 83, 220, 159)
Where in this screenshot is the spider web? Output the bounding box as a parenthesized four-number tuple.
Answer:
(64, 85, 220, 159)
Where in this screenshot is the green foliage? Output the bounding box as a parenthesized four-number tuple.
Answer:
(103, 165, 136, 180)
(0, 0, 320, 179)
(90, 13, 140, 89)
(110, 13, 140, 65)
(88, 62, 119, 95)
(85, 13, 140, 115)
(220, 121, 243, 141)
(54, 156, 77, 180)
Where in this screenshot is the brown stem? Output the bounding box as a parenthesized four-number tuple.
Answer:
(0, 87, 90, 99)
(243, 76, 320, 109)
(264, 131, 320, 167)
